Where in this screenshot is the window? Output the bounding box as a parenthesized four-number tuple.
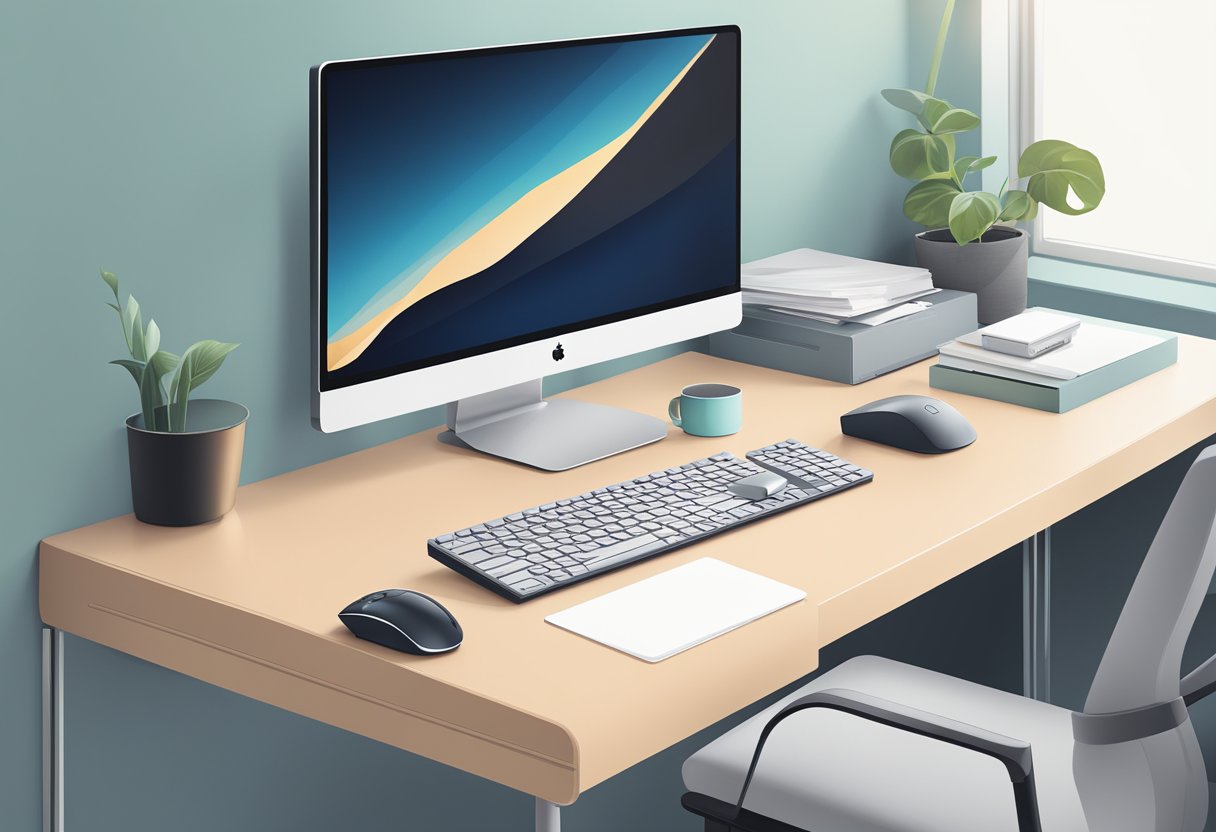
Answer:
(1027, 0, 1216, 283)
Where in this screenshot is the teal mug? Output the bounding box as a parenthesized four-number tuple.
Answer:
(668, 383, 743, 437)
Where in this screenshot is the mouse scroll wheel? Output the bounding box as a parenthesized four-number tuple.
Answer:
(368, 592, 386, 602)
(924, 404, 940, 414)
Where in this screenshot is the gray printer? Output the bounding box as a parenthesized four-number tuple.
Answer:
(708, 289, 978, 384)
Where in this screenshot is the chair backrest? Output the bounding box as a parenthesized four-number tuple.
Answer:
(1085, 446, 1216, 715)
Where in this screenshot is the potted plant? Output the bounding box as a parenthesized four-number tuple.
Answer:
(102, 270, 245, 526)
(883, 0, 1105, 323)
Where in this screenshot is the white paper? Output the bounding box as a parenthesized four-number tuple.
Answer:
(741, 248, 934, 301)
(769, 300, 933, 327)
(937, 354, 1065, 387)
(852, 300, 935, 326)
(941, 320, 1165, 380)
(744, 287, 940, 318)
(545, 558, 806, 662)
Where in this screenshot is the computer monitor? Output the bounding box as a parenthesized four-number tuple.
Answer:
(311, 26, 741, 470)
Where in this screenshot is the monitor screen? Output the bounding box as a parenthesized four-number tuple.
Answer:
(317, 27, 740, 392)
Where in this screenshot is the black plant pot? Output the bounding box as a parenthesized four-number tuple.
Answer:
(914, 226, 1028, 324)
(125, 399, 248, 526)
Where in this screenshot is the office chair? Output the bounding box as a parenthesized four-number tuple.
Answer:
(682, 445, 1216, 832)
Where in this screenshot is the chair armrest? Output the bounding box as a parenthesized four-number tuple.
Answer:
(1182, 654, 1216, 706)
(731, 687, 1043, 832)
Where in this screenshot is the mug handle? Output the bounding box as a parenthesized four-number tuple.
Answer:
(668, 397, 682, 427)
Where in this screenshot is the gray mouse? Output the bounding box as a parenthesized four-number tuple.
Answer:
(339, 589, 463, 655)
(840, 395, 976, 454)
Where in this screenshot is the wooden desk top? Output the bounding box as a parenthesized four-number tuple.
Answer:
(41, 338, 1216, 803)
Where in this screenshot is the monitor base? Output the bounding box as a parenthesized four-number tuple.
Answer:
(440, 379, 667, 471)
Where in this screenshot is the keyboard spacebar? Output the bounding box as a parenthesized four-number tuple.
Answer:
(584, 533, 667, 570)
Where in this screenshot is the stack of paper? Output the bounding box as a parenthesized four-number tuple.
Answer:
(938, 317, 1167, 383)
(929, 309, 1178, 413)
(742, 248, 939, 325)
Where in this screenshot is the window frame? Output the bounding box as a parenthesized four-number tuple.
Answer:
(987, 0, 1216, 285)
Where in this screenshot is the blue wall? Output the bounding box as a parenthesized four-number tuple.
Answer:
(0, 2, 939, 829)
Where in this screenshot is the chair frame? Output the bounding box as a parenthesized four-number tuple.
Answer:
(683, 687, 1043, 832)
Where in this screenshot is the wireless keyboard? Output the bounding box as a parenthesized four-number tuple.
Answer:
(428, 440, 873, 602)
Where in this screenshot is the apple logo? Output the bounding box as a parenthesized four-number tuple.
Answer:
(552, 342, 565, 362)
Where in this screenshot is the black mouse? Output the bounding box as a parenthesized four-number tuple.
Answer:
(338, 590, 463, 655)
(841, 394, 976, 454)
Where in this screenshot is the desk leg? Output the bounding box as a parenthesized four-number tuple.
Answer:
(535, 798, 560, 832)
(1022, 529, 1051, 702)
(42, 627, 64, 832)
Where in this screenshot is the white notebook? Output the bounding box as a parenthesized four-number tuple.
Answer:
(545, 558, 806, 662)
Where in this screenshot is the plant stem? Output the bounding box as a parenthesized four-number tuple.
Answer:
(925, 0, 957, 96)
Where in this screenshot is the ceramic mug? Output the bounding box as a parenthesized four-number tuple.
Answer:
(668, 383, 743, 437)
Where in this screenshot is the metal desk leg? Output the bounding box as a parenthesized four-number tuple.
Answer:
(42, 627, 64, 832)
(535, 798, 560, 832)
(1023, 529, 1051, 702)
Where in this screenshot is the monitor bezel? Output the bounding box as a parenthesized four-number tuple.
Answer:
(311, 25, 741, 432)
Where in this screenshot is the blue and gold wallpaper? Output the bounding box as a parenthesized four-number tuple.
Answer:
(321, 29, 739, 388)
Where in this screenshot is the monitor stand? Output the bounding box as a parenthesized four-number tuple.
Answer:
(437, 378, 667, 471)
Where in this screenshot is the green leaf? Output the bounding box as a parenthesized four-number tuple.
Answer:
(124, 295, 144, 360)
(952, 155, 997, 183)
(903, 179, 962, 229)
(109, 358, 146, 387)
(952, 156, 978, 181)
(101, 270, 119, 299)
(889, 129, 954, 181)
(139, 361, 165, 431)
(144, 319, 161, 359)
(1000, 189, 1039, 222)
(881, 88, 935, 116)
(926, 105, 980, 135)
(169, 351, 193, 432)
(150, 350, 180, 376)
(947, 191, 1002, 245)
(917, 98, 949, 132)
(179, 340, 239, 393)
(1018, 139, 1105, 216)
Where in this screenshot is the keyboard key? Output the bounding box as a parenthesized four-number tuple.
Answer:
(456, 549, 498, 566)
(486, 558, 529, 577)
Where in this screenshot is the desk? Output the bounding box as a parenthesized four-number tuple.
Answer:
(40, 340, 1216, 830)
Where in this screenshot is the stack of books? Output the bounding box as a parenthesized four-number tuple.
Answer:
(742, 248, 939, 326)
(930, 309, 1178, 413)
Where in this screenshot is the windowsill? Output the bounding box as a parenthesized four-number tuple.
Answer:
(1029, 256, 1216, 336)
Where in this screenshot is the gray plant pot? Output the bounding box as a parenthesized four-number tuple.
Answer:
(125, 399, 248, 526)
(914, 226, 1028, 324)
